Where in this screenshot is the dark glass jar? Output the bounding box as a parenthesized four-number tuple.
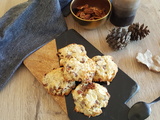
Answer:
(110, 0, 140, 27)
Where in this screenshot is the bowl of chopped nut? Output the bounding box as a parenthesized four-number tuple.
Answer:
(70, 0, 112, 29)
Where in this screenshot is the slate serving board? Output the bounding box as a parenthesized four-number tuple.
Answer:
(56, 29, 139, 120)
(24, 29, 139, 120)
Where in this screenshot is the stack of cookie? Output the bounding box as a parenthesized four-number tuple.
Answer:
(42, 43, 118, 117)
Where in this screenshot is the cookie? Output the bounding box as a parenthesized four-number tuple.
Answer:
(92, 55, 118, 82)
(63, 56, 96, 83)
(42, 68, 76, 96)
(72, 82, 110, 117)
(57, 44, 87, 66)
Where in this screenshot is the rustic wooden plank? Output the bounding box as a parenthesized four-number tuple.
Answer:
(23, 40, 67, 114)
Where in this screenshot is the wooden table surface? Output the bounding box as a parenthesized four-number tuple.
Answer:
(0, 0, 160, 120)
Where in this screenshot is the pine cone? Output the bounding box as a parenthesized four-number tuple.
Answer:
(128, 23, 150, 41)
(106, 27, 131, 50)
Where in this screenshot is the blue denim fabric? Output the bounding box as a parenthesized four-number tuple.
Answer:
(0, 0, 70, 90)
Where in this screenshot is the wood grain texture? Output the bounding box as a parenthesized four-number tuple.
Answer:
(23, 40, 67, 114)
(0, 0, 160, 120)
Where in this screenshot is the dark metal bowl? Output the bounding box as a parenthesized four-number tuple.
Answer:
(70, 0, 112, 29)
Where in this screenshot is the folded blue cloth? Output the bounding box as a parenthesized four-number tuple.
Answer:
(0, 0, 71, 90)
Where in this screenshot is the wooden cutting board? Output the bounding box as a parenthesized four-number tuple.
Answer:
(24, 29, 139, 120)
(23, 40, 67, 114)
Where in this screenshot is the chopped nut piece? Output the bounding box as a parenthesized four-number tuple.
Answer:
(75, 4, 106, 20)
